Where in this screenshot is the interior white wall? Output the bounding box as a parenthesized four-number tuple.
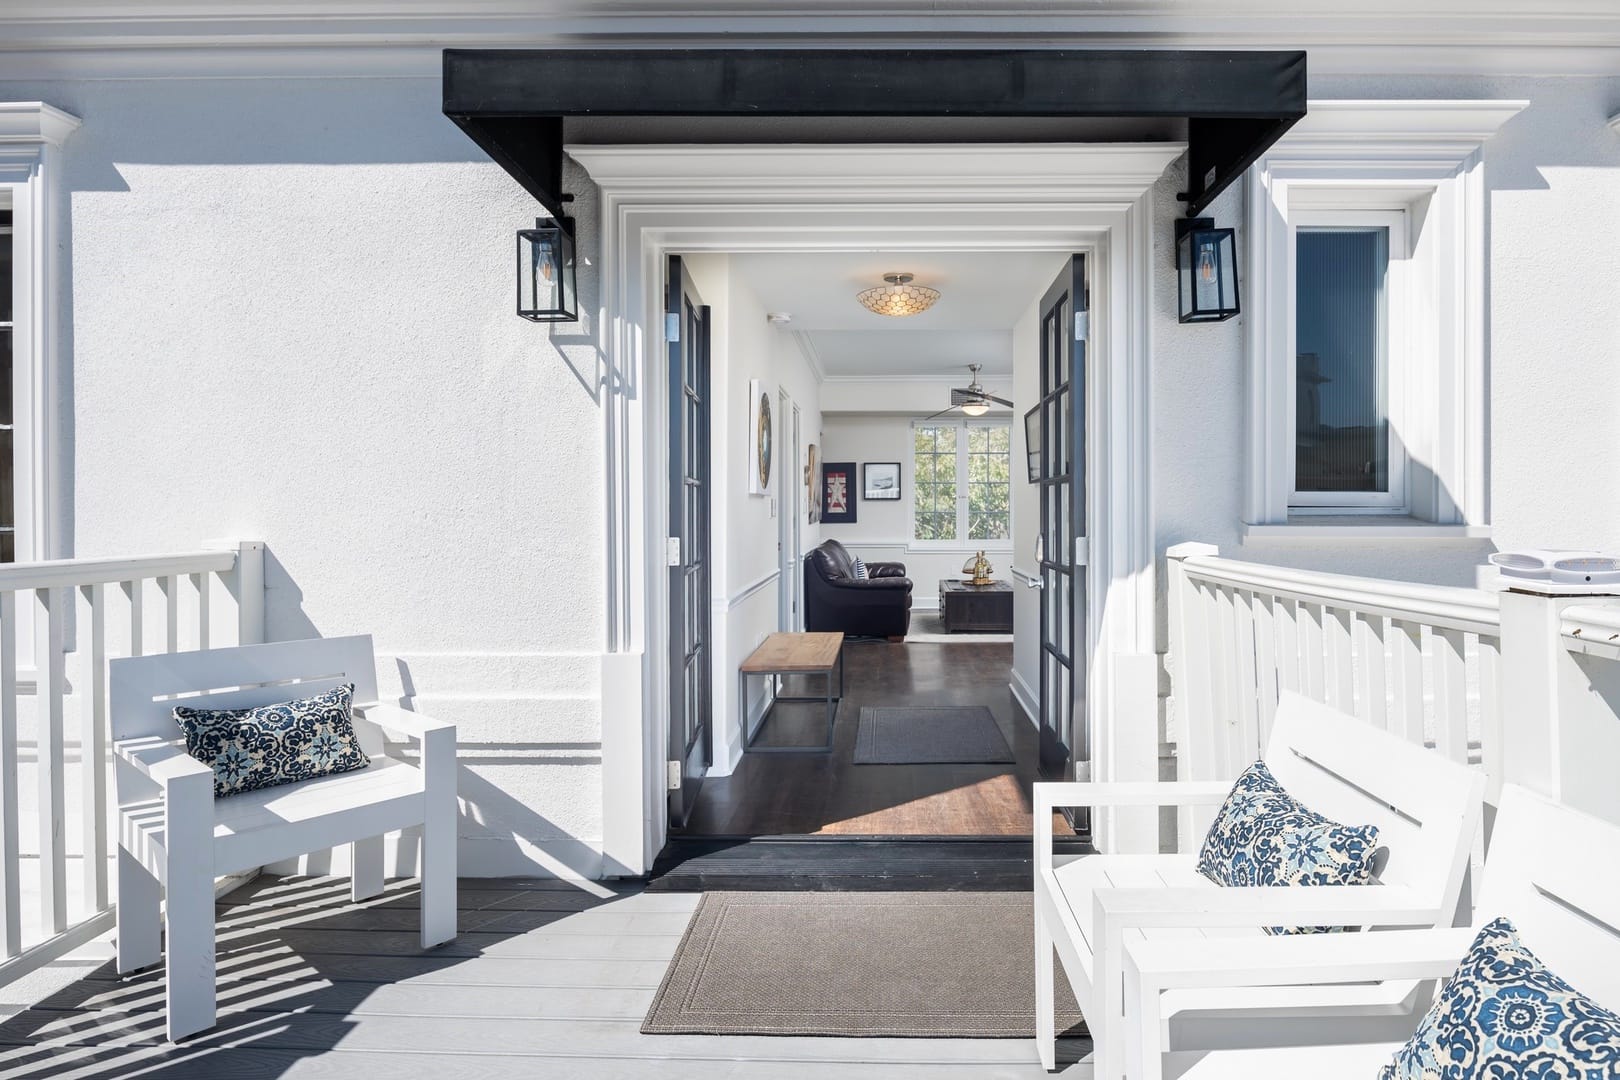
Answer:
(820, 405, 1017, 613)
(1010, 294, 1043, 723)
(684, 254, 822, 776)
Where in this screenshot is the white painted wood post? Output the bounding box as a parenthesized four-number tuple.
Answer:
(1498, 588, 1572, 801)
(1166, 542, 1218, 852)
(419, 723, 458, 949)
(1100, 651, 1160, 854)
(0, 591, 19, 957)
(163, 767, 216, 1041)
(204, 539, 266, 647)
(235, 541, 266, 646)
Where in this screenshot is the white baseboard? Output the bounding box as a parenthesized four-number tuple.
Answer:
(1010, 667, 1039, 726)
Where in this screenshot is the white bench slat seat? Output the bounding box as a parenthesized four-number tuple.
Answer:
(112, 635, 457, 1041)
(1034, 692, 1486, 1079)
(1126, 784, 1620, 1080)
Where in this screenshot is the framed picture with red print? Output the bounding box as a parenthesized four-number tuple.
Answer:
(820, 462, 857, 524)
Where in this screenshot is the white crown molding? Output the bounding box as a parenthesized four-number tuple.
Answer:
(566, 143, 1187, 208)
(3, 6, 1620, 79)
(0, 103, 82, 147)
(1280, 99, 1531, 159)
(789, 330, 825, 383)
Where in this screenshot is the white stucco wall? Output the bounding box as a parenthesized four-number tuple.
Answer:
(0, 75, 610, 877)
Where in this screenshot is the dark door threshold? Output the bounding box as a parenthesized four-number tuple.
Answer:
(647, 834, 1094, 893)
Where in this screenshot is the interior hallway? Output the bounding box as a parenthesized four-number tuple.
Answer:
(683, 639, 1048, 836)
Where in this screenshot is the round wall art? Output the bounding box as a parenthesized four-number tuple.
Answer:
(748, 379, 773, 495)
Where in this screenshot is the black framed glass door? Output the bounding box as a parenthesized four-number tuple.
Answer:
(1036, 256, 1088, 784)
(667, 256, 712, 828)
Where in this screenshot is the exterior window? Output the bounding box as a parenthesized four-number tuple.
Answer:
(1290, 210, 1406, 512)
(0, 209, 11, 562)
(912, 418, 1012, 546)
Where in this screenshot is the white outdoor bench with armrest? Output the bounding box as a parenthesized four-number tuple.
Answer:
(1033, 691, 1486, 1079)
(1123, 784, 1620, 1079)
(112, 635, 457, 1041)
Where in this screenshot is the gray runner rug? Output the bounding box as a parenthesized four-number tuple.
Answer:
(642, 891, 1087, 1038)
(854, 705, 1015, 764)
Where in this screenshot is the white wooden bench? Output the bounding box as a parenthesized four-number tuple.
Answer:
(1124, 783, 1620, 1079)
(1034, 691, 1485, 1078)
(112, 634, 457, 1041)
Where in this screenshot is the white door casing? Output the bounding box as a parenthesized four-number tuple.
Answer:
(578, 143, 1179, 874)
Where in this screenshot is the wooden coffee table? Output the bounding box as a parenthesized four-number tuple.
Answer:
(938, 579, 1014, 633)
(739, 632, 845, 753)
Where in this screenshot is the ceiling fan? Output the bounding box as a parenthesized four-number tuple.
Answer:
(925, 364, 1014, 420)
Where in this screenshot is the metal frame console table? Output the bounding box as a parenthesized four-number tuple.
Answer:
(738, 631, 845, 754)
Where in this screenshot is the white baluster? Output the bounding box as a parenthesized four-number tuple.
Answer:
(80, 582, 108, 911)
(1353, 614, 1388, 730)
(1389, 619, 1425, 746)
(1432, 627, 1469, 763)
(1324, 606, 1354, 713)
(36, 586, 67, 934)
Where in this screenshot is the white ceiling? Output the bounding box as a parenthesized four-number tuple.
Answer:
(800, 330, 1016, 381)
(730, 250, 1069, 379)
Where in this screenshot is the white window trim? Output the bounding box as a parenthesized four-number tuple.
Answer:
(0, 102, 79, 567)
(1243, 99, 1526, 535)
(908, 415, 1015, 552)
(1288, 207, 1410, 513)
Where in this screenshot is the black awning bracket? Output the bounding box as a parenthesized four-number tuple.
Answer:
(443, 48, 1306, 223)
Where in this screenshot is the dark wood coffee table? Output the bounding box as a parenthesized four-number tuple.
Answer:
(938, 579, 1014, 633)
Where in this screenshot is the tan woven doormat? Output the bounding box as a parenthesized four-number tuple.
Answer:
(641, 891, 1088, 1038)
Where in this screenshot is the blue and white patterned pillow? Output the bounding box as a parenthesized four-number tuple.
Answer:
(174, 682, 371, 798)
(1196, 760, 1381, 935)
(851, 556, 870, 580)
(1381, 916, 1620, 1080)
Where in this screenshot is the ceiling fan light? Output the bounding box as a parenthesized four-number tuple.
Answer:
(960, 400, 991, 417)
(857, 272, 940, 317)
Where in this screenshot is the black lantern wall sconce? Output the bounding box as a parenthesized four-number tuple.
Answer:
(1175, 217, 1240, 323)
(517, 216, 578, 322)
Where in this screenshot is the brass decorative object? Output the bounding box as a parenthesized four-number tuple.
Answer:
(963, 551, 994, 586)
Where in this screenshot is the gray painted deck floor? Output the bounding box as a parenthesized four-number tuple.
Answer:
(0, 875, 1094, 1078)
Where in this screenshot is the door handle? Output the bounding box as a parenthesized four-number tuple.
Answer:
(1074, 537, 1089, 567)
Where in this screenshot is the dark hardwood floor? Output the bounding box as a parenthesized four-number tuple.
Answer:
(683, 639, 1055, 837)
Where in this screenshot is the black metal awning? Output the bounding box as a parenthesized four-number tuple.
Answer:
(442, 48, 1306, 220)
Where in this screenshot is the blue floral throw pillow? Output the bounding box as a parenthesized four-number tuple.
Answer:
(175, 683, 371, 798)
(1381, 916, 1620, 1080)
(1196, 760, 1381, 935)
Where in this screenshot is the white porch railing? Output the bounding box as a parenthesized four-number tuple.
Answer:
(0, 540, 264, 985)
(1168, 541, 1620, 857)
(1166, 542, 1504, 851)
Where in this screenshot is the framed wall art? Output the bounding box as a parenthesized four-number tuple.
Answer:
(748, 379, 772, 496)
(1023, 405, 1042, 483)
(805, 443, 820, 523)
(863, 462, 901, 500)
(821, 462, 857, 524)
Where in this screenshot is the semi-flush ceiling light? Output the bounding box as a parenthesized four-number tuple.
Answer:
(857, 272, 940, 317)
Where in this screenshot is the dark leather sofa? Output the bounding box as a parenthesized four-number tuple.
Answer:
(804, 539, 913, 640)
